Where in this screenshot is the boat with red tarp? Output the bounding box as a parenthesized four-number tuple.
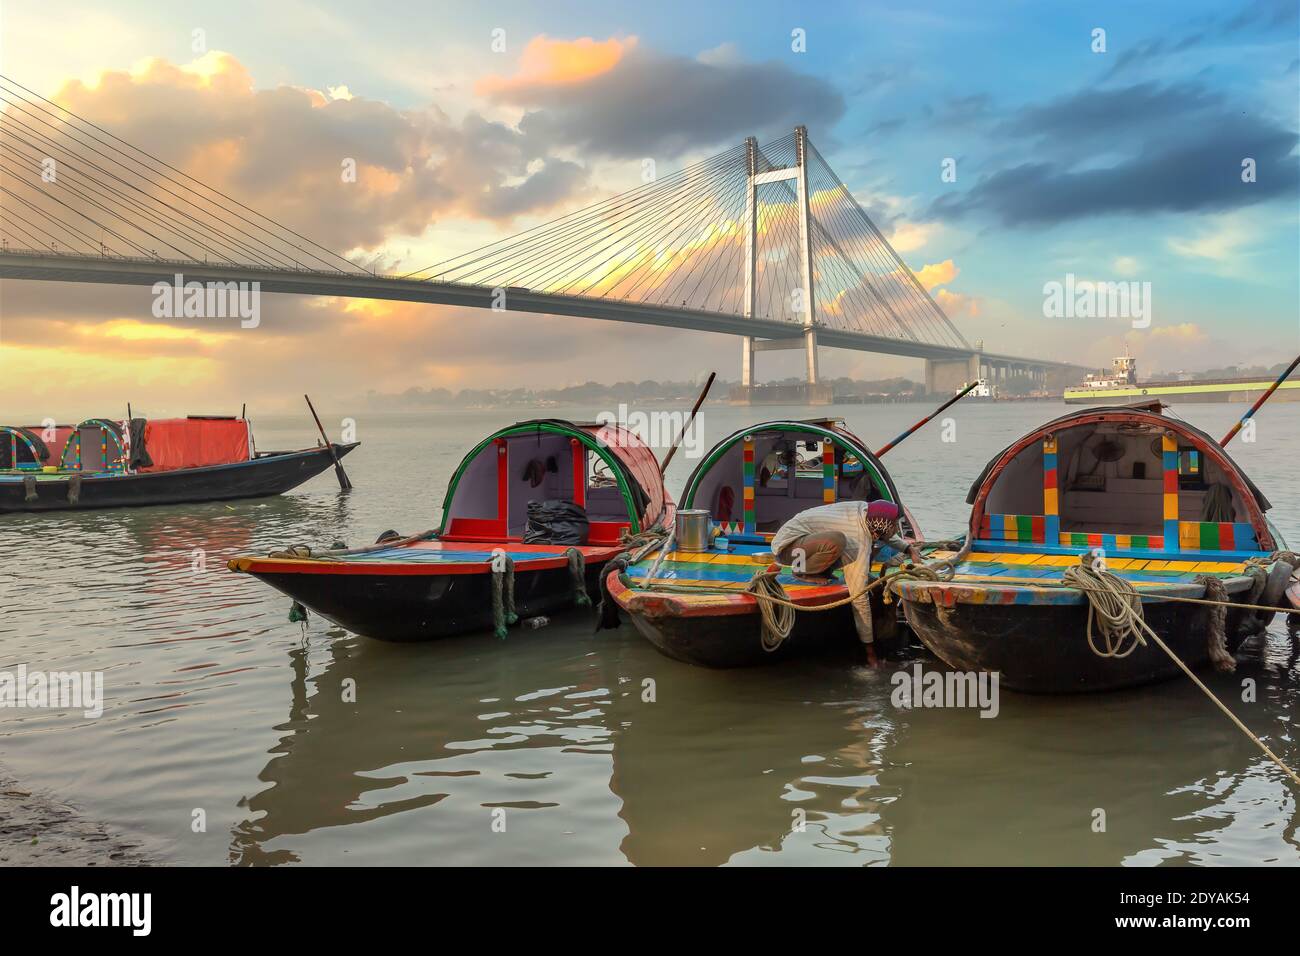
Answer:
(228, 419, 673, 641)
(604, 419, 922, 667)
(0, 415, 356, 512)
(895, 402, 1294, 692)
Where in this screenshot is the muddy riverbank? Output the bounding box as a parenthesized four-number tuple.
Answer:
(0, 767, 150, 866)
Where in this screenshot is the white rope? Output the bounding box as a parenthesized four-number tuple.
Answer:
(1064, 562, 1300, 788)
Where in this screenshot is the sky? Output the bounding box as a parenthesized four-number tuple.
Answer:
(0, 0, 1297, 416)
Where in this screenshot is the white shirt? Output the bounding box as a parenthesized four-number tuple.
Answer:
(771, 501, 879, 562)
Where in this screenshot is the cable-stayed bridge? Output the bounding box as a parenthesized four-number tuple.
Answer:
(0, 74, 1083, 400)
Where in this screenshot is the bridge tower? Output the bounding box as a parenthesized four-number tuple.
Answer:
(734, 126, 833, 405)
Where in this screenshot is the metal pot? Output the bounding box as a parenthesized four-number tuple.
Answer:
(674, 509, 712, 552)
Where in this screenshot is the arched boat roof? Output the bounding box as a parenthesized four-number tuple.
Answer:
(965, 403, 1270, 513)
(681, 419, 903, 507)
(439, 418, 671, 534)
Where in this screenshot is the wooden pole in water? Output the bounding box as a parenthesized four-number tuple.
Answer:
(304, 394, 353, 491)
(660, 371, 716, 475)
(1220, 353, 1300, 447)
(874, 380, 980, 457)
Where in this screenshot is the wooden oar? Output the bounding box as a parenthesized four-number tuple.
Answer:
(874, 379, 980, 457)
(660, 371, 716, 475)
(304, 394, 352, 491)
(1220, 352, 1300, 447)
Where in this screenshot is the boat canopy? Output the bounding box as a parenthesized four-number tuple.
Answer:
(58, 419, 128, 472)
(966, 404, 1275, 554)
(0, 426, 54, 470)
(135, 417, 253, 472)
(681, 419, 913, 541)
(438, 419, 672, 545)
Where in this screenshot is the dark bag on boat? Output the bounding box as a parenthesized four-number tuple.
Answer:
(522, 499, 590, 545)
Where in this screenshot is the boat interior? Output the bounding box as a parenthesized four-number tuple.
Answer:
(442, 430, 637, 546)
(983, 420, 1254, 537)
(690, 425, 886, 537)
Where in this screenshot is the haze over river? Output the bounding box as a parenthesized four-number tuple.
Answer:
(2, 401, 1297, 865)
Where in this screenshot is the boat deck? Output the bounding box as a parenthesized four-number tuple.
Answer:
(612, 539, 894, 616)
(230, 536, 623, 577)
(896, 545, 1259, 606)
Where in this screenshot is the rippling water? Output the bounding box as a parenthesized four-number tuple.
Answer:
(1, 401, 1296, 865)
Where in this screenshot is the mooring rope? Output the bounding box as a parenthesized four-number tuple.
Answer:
(491, 554, 517, 639)
(564, 547, 591, 608)
(1062, 561, 1299, 788)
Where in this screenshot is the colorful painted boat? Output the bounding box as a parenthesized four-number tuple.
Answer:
(0, 416, 355, 512)
(228, 419, 673, 641)
(894, 403, 1291, 693)
(605, 419, 921, 667)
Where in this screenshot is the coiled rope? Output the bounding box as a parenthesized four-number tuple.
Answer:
(1062, 560, 1299, 788)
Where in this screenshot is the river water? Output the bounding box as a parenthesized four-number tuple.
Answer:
(1, 401, 1296, 865)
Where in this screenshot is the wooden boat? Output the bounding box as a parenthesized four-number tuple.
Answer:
(228, 419, 673, 641)
(605, 419, 922, 667)
(0, 416, 356, 512)
(893, 403, 1292, 693)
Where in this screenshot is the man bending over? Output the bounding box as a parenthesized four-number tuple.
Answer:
(770, 500, 920, 663)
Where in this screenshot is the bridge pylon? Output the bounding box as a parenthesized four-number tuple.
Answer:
(732, 126, 832, 405)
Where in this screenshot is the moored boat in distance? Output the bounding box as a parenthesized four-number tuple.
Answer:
(895, 402, 1293, 693)
(606, 419, 922, 667)
(228, 419, 673, 641)
(0, 415, 356, 512)
(1064, 351, 1300, 405)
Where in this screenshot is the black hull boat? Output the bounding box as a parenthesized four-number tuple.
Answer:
(607, 419, 921, 667)
(900, 574, 1258, 693)
(230, 419, 673, 642)
(0, 414, 357, 512)
(894, 403, 1292, 693)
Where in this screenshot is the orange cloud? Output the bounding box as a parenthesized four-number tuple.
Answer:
(477, 35, 637, 97)
(913, 259, 958, 291)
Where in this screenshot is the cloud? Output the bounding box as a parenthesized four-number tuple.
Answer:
(1167, 212, 1255, 261)
(914, 259, 958, 291)
(33, 50, 594, 254)
(477, 36, 637, 96)
(481, 39, 845, 159)
(929, 82, 1299, 226)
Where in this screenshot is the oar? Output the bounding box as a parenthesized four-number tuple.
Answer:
(1220, 352, 1300, 447)
(874, 379, 980, 457)
(660, 371, 716, 475)
(304, 394, 353, 491)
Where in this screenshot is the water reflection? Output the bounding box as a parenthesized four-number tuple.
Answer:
(4, 405, 1299, 866)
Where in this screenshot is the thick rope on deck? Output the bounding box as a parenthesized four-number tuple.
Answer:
(596, 526, 671, 630)
(1061, 563, 1146, 659)
(564, 547, 591, 608)
(746, 567, 799, 652)
(491, 555, 517, 639)
(1062, 559, 1299, 788)
(1196, 575, 1236, 672)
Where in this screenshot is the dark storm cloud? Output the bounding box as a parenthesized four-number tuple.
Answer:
(928, 83, 1299, 226)
(493, 48, 845, 160)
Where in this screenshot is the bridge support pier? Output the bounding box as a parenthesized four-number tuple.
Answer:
(731, 126, 832, 406)
(925, 354, 980, 395)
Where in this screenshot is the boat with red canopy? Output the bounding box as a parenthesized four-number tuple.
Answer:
(894, 403, 1294, 692)
(228, 419, 673, 641)
(0, 415, 355, 512)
